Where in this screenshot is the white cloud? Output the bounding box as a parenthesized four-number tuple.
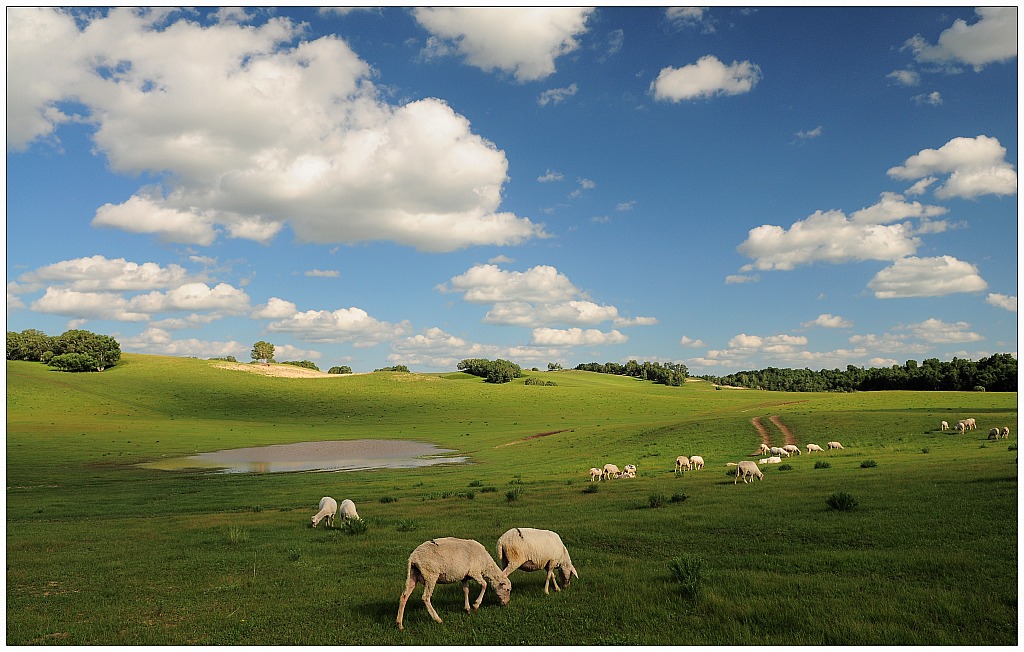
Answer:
(849, 191, 947, 224)
(887, 68, 920, 86)
(19, 255, 189, 291)
(483, 300, 619, 328)
(803, 314, 853, 329)
(305, 269, 340, 278)
(538, 83, 578, 106)
(126, 282, 251, 314)
(868, 255, 988, 298)
(413, 7, 593, 82)
(265, 305, 411, 346)
(897, 318, 984, 344)
(725, 274, 759, 284)
(252, 297, 298, 319)
(569, 177, 596, 199)
(903, 7, 1017, 71)
(666, 7, 715, 34)
(912, 91, 943, 106)
(796, 126, 822, 140)
(904, 177, 938, 196)
(650, 55, 761, 102)
(119, 327, 248, 359)
(887, 135, 1017, 200)
(440, 264, 579, 304)
(8, 8, 546, 252)
(531, 327, 628, 346)
(614, 315, 658, 327)
(986, 293, 1017, 312)
(537, 169, 564, 183)
(386, 327, 565, 370)
(679, 336, 705, 348)
(31, 287, 149, 322)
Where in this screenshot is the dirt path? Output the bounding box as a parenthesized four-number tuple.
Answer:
(751, 417, 770, 447)
(769, 415, 797, 446)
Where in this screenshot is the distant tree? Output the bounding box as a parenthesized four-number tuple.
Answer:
(50, 330, 121, 370)
(7, 329, 55, 361)
(281, 360, 319, 371)
(374, 365, 410, 372)
(485, 359, 522, 384)
(328, 366, 353, 375)
(48, 352, 101, 372)
(251, 341, 275, 365)
(209, 356, 237, 363)
(547, 362, 563, 371)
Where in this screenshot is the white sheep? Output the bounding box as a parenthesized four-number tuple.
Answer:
(689, 455, 705, 470)
(940, 420, 949, 431)
(674, 456, 691, 475)
(988, 428, 1000, 440)
(311, 496, 337, 528)
(1001, 426, 1010, 439)
(770, 446, 790, 458)
(806, 443, 824, 453)
(589, 467, 602, 482)
(620, 470, 636, 478)
(764, 456, 782, 464)
(496, 527, 578, 595)
(602, 463, 620, 480)
(623, 464, 637, 475)
(339, 498, 360, 521)
(782, 444, 801, 456)
(734, 460, 763, 484)
(397, 537, 511, 630)
(757, 443, 771, 455)
(965, 418, 977, 430)
(955, 421, 967, 433)
(758, 458, 769, 464)
(827, 441, 844, 450)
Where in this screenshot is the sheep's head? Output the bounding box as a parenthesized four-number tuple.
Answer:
(310, 516, 319, 528)
(560, 563, 578, 588)
(493, 576, 512, 606)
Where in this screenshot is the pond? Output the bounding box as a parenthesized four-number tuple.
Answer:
(139, 439, 467, 474)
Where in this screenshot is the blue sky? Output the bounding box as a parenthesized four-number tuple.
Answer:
(6, 6, 1018, 374)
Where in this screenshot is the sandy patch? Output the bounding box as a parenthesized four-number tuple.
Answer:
(211, 361, 361, 378)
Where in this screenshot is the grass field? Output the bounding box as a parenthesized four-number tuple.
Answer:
(6, 354, 1018, 645)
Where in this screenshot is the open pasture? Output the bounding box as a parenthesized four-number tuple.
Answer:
(6, 355, 1017, 645)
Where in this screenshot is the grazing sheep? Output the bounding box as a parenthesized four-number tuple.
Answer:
(782, 444, 801, 456)
(496, 527, 578, 595)
(589, 467, 602, 482)
(965, 418, 977, 430)
(955, 421, 967, 433)
(770, 446, 790, 458)
(988, 428, 1000, 440)
(397, 537, 511, 630)
(689, 455, 705, 470)
(764, 456, 782, 464)
(827, 441, 844, 450)
(757, 443, 771, 455)
(339, 498, 360, 521)
(734, 460, 763, 484)
(674, 456, 691, 475)
(940, 420, 949, 431)
(806, 443, 824, 453)
(1001, 426, 1010, 439)
(602, 463, 620, 480)
(311, 496, 338, 528)
(621, 470, 636, 478)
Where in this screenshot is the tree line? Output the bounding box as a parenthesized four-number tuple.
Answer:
(698, 354, 1017, 393)
(7, 328, 121, 372)
(574, 360, 689, 386)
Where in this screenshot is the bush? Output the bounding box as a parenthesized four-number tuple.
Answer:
(778, 464, 793, 471)
(648, 493, 667, 508)
(281, 360, 320, 371)
(48, 352, 100, 372)
(973, 385, 986, 392)
(583, 484, 599, 494)
(374, 365, 409, 373)
(860, 459, 878, 468)
(506, 488, 523, 502)
(341, 518, 368, 535)
(668, 555, 705, 599)
(670, 493, 687, 503)
(814, 460, 831, 469)
(328, 366, 352, 374)
(525, 377, 556, 386)
(826, 492, 858, 511)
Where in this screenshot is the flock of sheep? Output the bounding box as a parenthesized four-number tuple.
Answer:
(309, 497, 577, 630)
(941, 418, 1011, 439)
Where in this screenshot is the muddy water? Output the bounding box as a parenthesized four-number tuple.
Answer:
(140, 439, 467, 474)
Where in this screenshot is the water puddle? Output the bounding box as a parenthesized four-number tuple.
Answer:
(139, 439, 467, 474)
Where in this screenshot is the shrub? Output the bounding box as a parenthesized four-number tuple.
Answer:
(341, 518, 368, 535)
(814, 460, 831, 469)
(379, 496, 398, 504)
(506, 488, 523, 502)
(668, 555, 705, 599)
(860, 459, 878, 468)
(973, 385, 986, 392)
(328, 366, 352, 374)
(778, 464, 793, 471)
(468, 480, 483, 487)
(826, 492, 858, 511)
(525, 377, 556, 386)
(648, 493, 667, 508)
(48, 352, 100, 372)
(583, 484, 599, 494)
(374, 365, 409, 372)
(670, 492, 687, 503)
(281, 360, 320, 371)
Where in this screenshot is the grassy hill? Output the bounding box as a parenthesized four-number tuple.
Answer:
(6, 354, 1017, 644)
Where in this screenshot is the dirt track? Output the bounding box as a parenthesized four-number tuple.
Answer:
(750, 415, 797, 449)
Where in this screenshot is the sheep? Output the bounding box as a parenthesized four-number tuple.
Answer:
(764, 456, 782, 464)
(782, 444, 801, 456)
(734, 460, 763, 484)
(770, 446, 790, 458)
(602, 463, 620, 480)
(589, 467, 602, 482)
(339, 498, 360, 521)
(757, 443, 771, 455)
(758, 458, 769, 465)
(1001, 426, 1010, 439)
(827, 441, 844, 450)
(955, 421, 967, 433)
(988, 428, 1000, 440)
(806, 443, 824, 453)
(311, 496, 338, 528)
(620, 470, 636, 479)
(725, 462, 739, 467)
(674, 456, 691, 475)
(689, 455, 705, 470)
(397, 537, 511, 630)
(940, 420, 949, 431)
(496, 527, 578, 595)
(965, 418, 977, 430)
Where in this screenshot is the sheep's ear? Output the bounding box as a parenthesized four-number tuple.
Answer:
(571, 567, 579, 579)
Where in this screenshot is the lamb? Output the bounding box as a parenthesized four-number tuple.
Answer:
(757, 443, 771, 455)
(589, 467, 602, 482)
(827, 441, 844, 450)
(806, 443, 824, 453)
(311, 496, 338, 528)
(496, 527, 578, 595)
(339, 498, 360, 521)
(988, 428, 1000, 440)
(940, 420, 949, 431)
(688, 455, 704, 470)
(397, 537, 511, 630)
(770, 446, 790, 458)
(734, 460, 763, 484)
(674, 456, 691, 475)
(602, 463, 620, 480)
(764, 456, 782, 464)
(782, 444, 801, 456)
(1001, 426, 1010, 439)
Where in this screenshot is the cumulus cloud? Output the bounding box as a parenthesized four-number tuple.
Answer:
(679, 335, 705, 348)
(537, 169, 564, 182)
(803, 314, 853, 329)
(650, 55, 761, 102)
(119, 327, 248, 359)
(986, 293, 1017, 312)
(902, 7, 1017, 71)
(264, 305, 411, 347)
(888, 135, 1017, 200)
(7, 8, 546, 252)
(538, 83, 578, 106)
(896, 318, 984, 344)
(868, 255, 988, 298)
(413, 7, 593, 82)
(19, 255, 188, 291)
(31, 287, 150, 322)
(386, 326, 564, 370)
(251, 297, 298, 319)
(126, 282, 251, 314)
(531, 327, 628, 346)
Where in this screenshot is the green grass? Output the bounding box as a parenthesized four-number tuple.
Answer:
(6, 355, 1018, 644)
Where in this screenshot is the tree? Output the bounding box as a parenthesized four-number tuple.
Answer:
(328, 366, 353, 375)
(50, 330, 121, 370)
(547, 362, 563, 371)
(251, 341, 275, 365)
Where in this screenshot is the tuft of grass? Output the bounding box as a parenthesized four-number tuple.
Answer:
(860, 459, 878, 468)
(648, 493, 667, 508)
(227, 526, 249, 545)
(468, 480, 483, 487)
(583, 483, 599, 494)
(670, 492, 687, 503)
(479, 486, 498, 493)
(668, 555, 705, 599)
(379, 495, 398, 504)
(814, 460, 831, 469)
(395, 519, 419, 532)
(506, 487, 523, 502)
(826, 491, 858, 512)
(778, 464, 793, 471)
(921, 447, 930, 454)
(341, 518, 368, 535)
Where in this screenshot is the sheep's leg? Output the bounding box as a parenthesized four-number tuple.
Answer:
(461, 579, 472, 614)
(544, 563, 560, 594)
(421, 578, 443, 624)
(470, 574, 488, 610)
(397, 571, 420, 630)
